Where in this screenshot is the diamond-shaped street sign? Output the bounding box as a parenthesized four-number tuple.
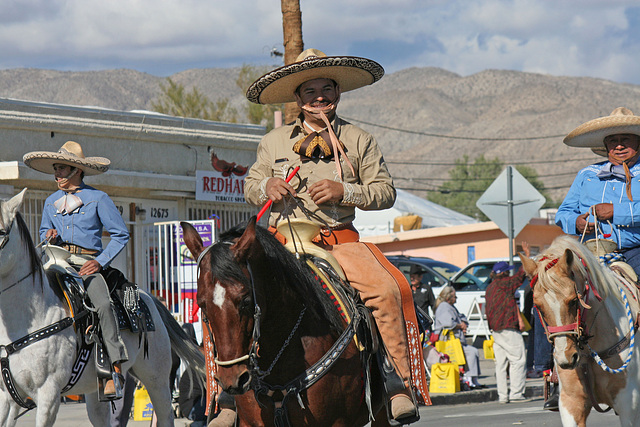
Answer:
(476, 166, 546, 238)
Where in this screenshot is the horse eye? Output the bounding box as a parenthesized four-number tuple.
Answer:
(239, 296, 253, 315)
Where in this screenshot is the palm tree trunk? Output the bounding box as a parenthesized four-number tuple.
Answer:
(281, 0, 303, 124)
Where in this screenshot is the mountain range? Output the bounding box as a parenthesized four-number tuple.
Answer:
(2, 66, 639, 208)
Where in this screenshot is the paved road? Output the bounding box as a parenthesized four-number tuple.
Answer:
(14, 397, 620, 426)
(414, 398, 619, 427)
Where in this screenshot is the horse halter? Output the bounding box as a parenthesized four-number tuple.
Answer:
(532, 254, 603, 345)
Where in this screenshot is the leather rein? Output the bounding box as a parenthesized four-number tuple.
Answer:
(197, 241, 361, 425)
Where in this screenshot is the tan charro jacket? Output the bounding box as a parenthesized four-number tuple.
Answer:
(244, 115, 396, 228)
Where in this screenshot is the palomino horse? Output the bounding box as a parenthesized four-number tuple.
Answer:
(522, 234, 640, 427)
(181, 217, 395, 426)
(0, 189, 205, 427)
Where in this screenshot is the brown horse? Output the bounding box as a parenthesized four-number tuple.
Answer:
(522, 235, 640, 427)
(181, 218, 393, 426)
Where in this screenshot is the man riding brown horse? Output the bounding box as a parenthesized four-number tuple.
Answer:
(236, 48, 429, 426)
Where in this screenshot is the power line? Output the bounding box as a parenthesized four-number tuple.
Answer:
(386, 157, 596, 166)
(342, 116, 566, 141)
(397, 184, 570, 194)
(395, 171, 577, 182)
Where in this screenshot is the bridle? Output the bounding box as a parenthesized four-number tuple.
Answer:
(197, 242, 305, 377)
(531, 254, 602, 344)
(0, 219, 37, 296)
(196, 236, 363, 425)
(531, 252, 636, 375)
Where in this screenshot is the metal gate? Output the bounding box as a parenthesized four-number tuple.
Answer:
(135, 220, 217, 324)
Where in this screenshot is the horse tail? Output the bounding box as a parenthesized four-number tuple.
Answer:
(152, 297, 207, 391)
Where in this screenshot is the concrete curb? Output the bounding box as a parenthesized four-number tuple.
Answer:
(429, 383, 544, 405)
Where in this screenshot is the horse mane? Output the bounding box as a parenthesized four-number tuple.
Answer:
(538, 235, 617, 301)
(15, 212, 43, 281)
(214, 222, 344, 334)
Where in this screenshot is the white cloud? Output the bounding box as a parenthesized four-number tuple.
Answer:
(0, 0, 639, 84)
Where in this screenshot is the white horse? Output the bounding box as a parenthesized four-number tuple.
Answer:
(522, 235, 640, 427)
(0, 189, 205, 427)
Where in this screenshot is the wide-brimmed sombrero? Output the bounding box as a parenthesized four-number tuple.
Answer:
(564, 107, 640, 156)
(246, 48, 385, 105)
(23, 141, 110, 175)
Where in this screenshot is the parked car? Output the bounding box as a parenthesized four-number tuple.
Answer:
(386, 255, 464, 291)
(387, 255, 528, 338)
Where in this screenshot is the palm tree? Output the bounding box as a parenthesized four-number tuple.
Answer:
(281, 0, 303, 124)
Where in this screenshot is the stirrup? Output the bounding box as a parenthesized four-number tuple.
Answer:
(99, 372, 124, 401)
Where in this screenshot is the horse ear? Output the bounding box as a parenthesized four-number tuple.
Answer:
(231, 216, 258, 264)
(557, 248, 574, 274)
(180, 221, 204, 261)
(520, 253, 537, 277)
(0, 188, 26, 228)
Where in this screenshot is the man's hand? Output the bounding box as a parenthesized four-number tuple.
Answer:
(45, 229, 58, 241)
(265, 177, 296, 203)
(78, 259, 101, 276)
(458, 322, 468, 333)
(521, 241, 531, 258)
(594, 203, 614, 221)
(576, 212, 595, 234)
(308, 179, 344, 205)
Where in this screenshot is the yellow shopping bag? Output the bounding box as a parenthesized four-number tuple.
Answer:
(429, 363, 460, 394)
(434, 329, 466, 366)
(483, 335, 495, 359)
(519, 311, 532, 333)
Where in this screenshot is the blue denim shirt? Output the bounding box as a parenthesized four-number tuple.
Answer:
(39, 183, 129, 267)
(555, 160, 640, 250)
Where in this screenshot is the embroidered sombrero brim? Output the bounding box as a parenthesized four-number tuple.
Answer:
(564, 107, 640, 149)
(246, 53, 384, 105)
(23, 141, 110, 175)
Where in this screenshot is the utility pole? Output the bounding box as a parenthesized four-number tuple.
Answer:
(281, 0, 303, 124)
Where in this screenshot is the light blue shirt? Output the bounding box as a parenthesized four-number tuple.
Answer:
(40, 183, 129, 267)
(555, 160, 640, 250)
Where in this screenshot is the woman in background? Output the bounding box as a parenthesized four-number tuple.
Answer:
(433, 286, 482, 389)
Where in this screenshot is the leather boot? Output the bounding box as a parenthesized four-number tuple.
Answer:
(390, 391, 418, 423)
(208, 408, 236, 427)
(543, 384, 559, 411)
(104, 362, 122, 397)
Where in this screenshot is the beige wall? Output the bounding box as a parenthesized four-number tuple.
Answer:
(362, 220, 565, 267)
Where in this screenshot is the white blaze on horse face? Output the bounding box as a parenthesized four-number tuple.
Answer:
(213, 280, 226, 308)
(544, 291, 572, 360)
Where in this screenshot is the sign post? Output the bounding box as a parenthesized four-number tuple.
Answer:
(476, 166, 546, 265)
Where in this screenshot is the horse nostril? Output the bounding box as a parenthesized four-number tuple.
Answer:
(238, 370, 252, 390)
(572, 352, 579, 367)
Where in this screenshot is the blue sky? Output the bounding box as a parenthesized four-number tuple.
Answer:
(2, 0, 640, 84)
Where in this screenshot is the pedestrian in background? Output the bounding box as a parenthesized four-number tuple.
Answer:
(433, 286, 482, 389)
(485, 243, 530, 404)
(410, 264, 436, 319)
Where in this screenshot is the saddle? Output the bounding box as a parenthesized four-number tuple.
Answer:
(276, 219, 418, 426)
(42, 245, 155, 400)
(584, 238, 640, 284)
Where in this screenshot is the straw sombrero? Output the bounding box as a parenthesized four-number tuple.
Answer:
(564, 107, 640, 156)
(23, 141, 110, 175)
(246, 48, 384, 105)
